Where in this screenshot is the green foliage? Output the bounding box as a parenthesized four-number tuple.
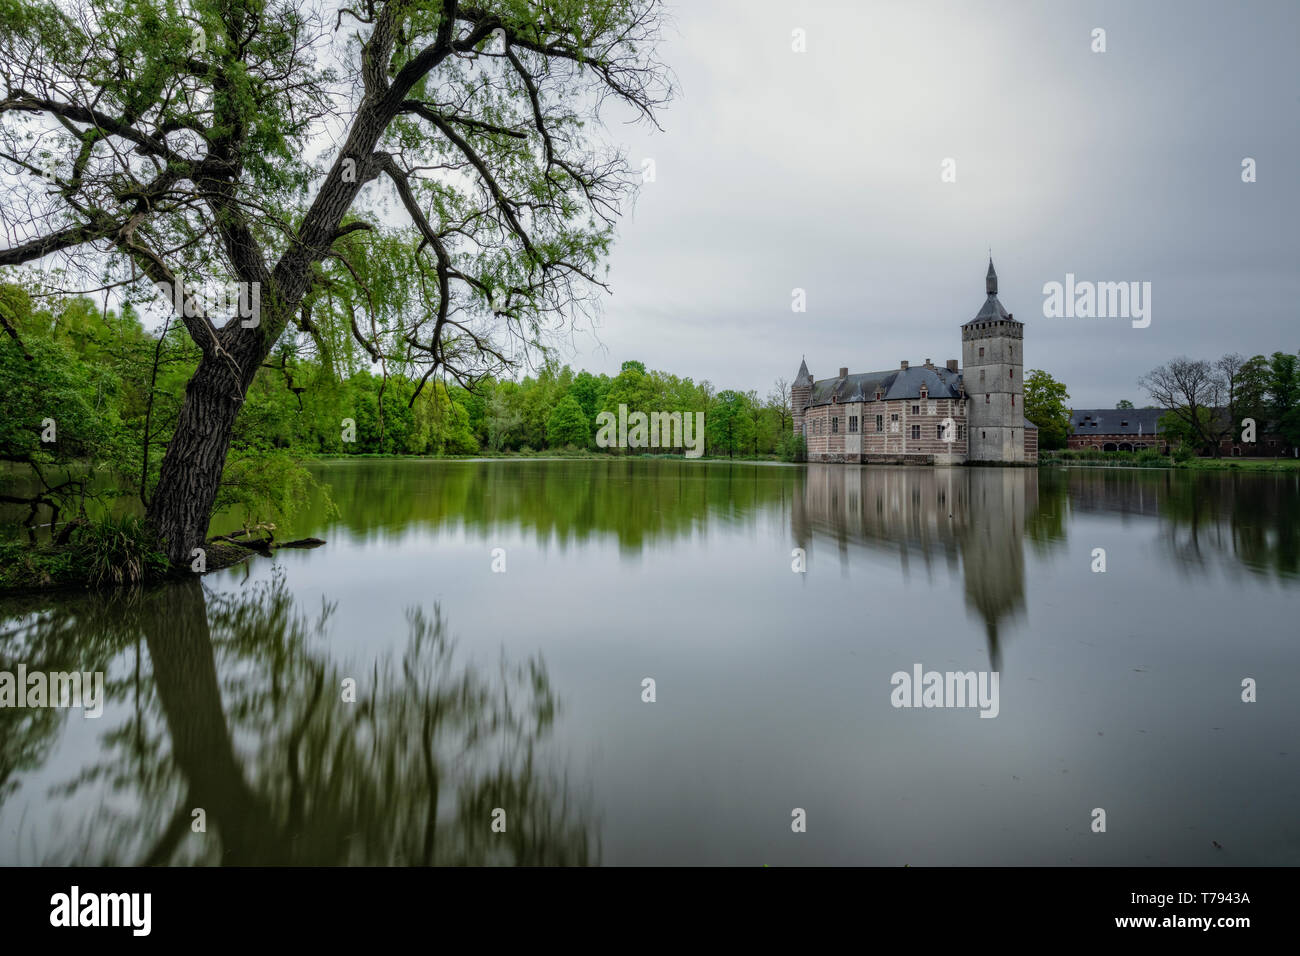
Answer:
(546, 395, 591, 448)
(777, 432, 807, 463)
(1268, 351, 1300, 449)
(1023, 369, 1071, 450)
(0, 515, 167, 589)
(706, 390, 756, 458)
(70, 515, 168, 587)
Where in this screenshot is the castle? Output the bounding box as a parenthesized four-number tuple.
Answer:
(792, 260, 1038, 465)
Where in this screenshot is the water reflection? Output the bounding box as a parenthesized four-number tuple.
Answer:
(792, 467, 1046, 668)
(1043, 468, 1300, 580)
(4, 460, 1299, 867)
(0, 574, 594, 865)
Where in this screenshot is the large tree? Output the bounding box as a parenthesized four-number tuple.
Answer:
(1138, 357, 1230, 456)
(0, 0, 669, 564)
(1022, 368, 1070, 450)
(1268, 351, 1300, 452)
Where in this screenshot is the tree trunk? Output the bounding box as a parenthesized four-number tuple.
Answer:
(145, 352, 249, 566)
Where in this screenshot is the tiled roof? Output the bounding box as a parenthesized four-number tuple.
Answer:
(805, 366, 963, 407)
(1070, 408, 1164, 436)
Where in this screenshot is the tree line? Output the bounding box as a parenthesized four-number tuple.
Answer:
(0, 283, 801, 546)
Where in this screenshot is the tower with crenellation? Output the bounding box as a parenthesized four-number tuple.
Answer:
(962, 259, 1025, 462)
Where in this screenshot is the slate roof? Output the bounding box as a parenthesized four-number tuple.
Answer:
(794, 358, 814, 387)
(964, 258, 1017, 325)
(968, 295, 1011, 323)
(805, 365, 964, 407)
(1070, 408, 1164, 436)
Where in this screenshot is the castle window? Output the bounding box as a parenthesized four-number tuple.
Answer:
(912, 404, 919, 415)
(957, 425, 965, 440)
(1011, 395, 1015, 407)
(891, 413, 899, 422)
(832, 417, 839, 434)
(980, 369, 986, 383)
(1010, 369, 1014, 378)
(911, 425, 920, 440)
(982, 431, 987, 439)
(978, 347, 985, 358)
(985, 394, 990, 404)
(849, 416, 859, 433)
(875, 415, 883, 432)
(937, 422, 947, 440)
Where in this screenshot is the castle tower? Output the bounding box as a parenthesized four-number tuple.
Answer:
(962, 259, 1025, 462)
(792, 357, 813, 435)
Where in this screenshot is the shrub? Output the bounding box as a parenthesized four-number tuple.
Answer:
(69, 516, 169, 587)
(778, 433, 807, 463)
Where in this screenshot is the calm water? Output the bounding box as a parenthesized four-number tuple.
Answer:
(2, 460, 1298, 865)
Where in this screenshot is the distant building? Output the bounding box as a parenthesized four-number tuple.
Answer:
(1068, 409, 1289, 456)
(792, 260, 1037, 464)
(1067, 408, 1169, 453)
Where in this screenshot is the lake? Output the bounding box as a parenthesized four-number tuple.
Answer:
(2, 459, 1297, 865)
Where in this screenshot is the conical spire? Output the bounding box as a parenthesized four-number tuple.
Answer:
(985, 258, 998, 295)
(795, 357, 813, 386)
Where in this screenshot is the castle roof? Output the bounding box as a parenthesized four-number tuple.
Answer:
(1070, 408, 1165, 436)
(964, 257, 1017, 325)
(805, 365, 963, 407)
(795, 358, 813, 387)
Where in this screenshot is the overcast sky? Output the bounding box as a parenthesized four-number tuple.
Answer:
(571, 0, 1300, 408)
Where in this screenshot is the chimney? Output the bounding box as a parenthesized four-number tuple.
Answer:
(900, 360, 909, 370)
(946, 359, 958, 372)
(839, 367, 848, 378)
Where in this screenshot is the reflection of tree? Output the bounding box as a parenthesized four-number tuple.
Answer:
(1061, 468, 1300, 580)
(1025, 468, 1069, 555)
(1, 574, 594, 865)
(0, 590, 142, 804)
(290, 459, 799, 553)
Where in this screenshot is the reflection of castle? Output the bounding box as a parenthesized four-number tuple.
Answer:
(792, 261, 1038, 465)
(792, 466, 1036, 667)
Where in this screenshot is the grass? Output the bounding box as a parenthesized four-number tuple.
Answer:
(0, 515, 169, 592)
(1039, 448, 1300, 471)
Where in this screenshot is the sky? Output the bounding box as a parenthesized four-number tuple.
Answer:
(570, 0, 1300, 408)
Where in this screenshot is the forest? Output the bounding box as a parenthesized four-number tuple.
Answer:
(0, 280, 801, 555)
